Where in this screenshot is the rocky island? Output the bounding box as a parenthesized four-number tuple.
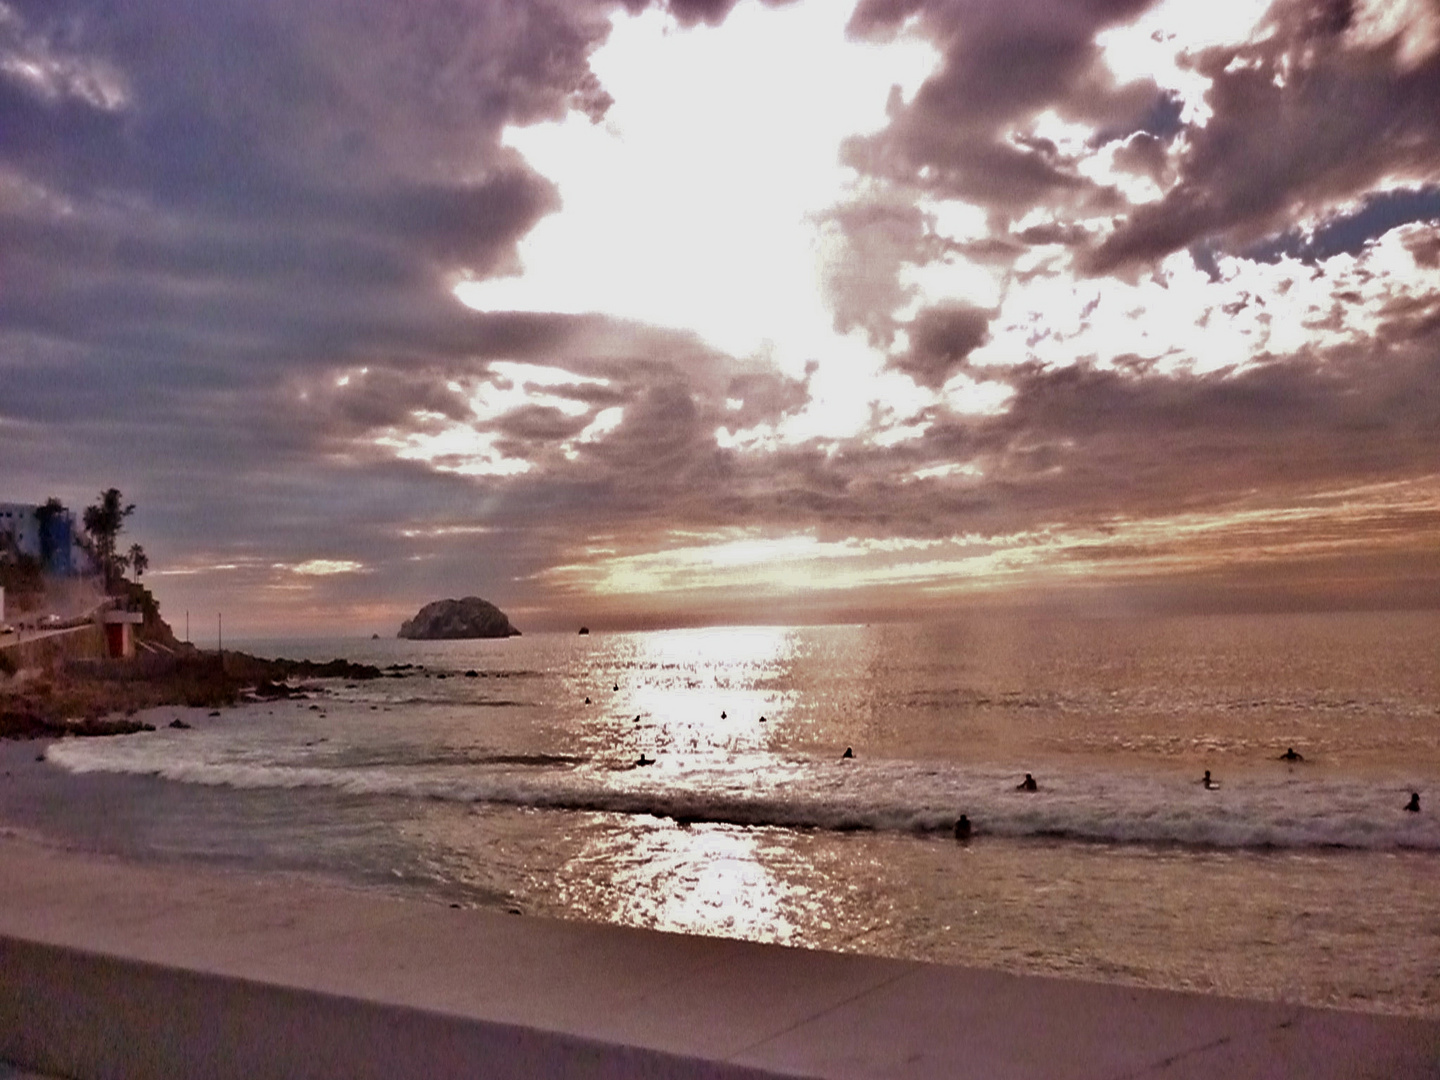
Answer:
(397, 597, 520, 640)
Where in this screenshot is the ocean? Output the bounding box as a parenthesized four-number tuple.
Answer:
(12, 611, 1440, 1016)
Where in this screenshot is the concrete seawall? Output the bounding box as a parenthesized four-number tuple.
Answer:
(0, 624, 107, 672)
(2, 838, 1437, 1079)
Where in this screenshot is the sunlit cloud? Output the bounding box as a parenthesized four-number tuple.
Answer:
(283, 559, 366, 576)
(540, 475, 1440, 616)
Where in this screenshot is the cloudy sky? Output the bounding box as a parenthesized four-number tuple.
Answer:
(2, 0, 1438, 636)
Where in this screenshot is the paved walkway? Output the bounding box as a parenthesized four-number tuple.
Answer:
(1, 837, 1436, 1079)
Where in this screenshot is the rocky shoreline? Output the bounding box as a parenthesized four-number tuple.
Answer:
(0, 651, 382, 740)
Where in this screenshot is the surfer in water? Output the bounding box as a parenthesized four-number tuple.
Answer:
(954, 815, 972, 841)
(842, 747, 854, 759)
(1017, 773, 1038, 792)
(636, 753, 655, 767)
(1278, 747, 1304, 762)
(1406, 792, 1421, 813)
(1201, 770, 1218, 789)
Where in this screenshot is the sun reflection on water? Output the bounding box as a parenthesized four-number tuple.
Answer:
(568, 817, 801, 944)
(610, 626, 800, 759)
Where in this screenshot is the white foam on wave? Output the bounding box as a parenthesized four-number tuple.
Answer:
(46, 736, 1440, 852)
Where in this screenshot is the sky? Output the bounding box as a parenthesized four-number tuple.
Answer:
(1, 0, 1438, 637)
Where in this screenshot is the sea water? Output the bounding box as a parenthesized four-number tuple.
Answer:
(32, 611, 1440, 1015)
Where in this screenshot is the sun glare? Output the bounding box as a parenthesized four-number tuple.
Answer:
(454, 0, 939, 378)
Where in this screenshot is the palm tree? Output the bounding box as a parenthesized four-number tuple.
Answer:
(81, 488, 135, 593)
(128, 543, 149, 582)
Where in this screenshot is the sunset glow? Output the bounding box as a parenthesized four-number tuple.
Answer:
(3, 0, 1438, 633)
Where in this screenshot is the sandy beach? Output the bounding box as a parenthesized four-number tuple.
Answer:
(3, 822, 1439, 1079)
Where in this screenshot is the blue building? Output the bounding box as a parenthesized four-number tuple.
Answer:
(0, 502, 81, 576)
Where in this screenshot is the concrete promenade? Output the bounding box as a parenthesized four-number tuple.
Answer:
(1, 836, 1437, 1079)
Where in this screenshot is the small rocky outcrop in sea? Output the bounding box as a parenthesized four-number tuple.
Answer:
(397, 597, 520, 640)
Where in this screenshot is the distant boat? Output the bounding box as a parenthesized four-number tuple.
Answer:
(578, 626, 590, 635)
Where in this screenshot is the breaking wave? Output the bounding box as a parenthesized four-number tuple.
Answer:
(46, 737, 1439, 853)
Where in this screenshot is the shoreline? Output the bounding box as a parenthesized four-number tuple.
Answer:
(0, 648, 382, 739)
(3, 830, 1438, 1079)
(11, 731, 1440, 1022)
(7, 624, 1440, 1031)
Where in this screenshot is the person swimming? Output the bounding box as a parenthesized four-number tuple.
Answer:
(1406, 792, 1421, 813)
(1017, 773, 1037, 792)
(1202, 769, 1217, 789)
(841, 747, 854, 759)
(636, 754, 655, 767)
(954, 814, 972, 841)
(1279, 747, 1304, 762)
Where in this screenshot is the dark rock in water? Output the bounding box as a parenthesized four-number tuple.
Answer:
(65, 716, 156, 737)
(252, 680, 300, 699)
(371, 633, 380, 639)
(578, 626, 590, 635)
(465, 670, 478, 678)
(170, 718, 192, 730)
(397, 597, 520, 640)
(207, 710, 221, 717)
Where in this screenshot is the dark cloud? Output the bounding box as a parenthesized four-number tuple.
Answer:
(1087, 0, 1440, 272)
(843, 0, 1161, 210)
(826, 0, 1165, 344)
(645, 0, 798, 27)
(892, 303, 991, 387)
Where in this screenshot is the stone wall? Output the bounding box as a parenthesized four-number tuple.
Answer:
(0, 624, 108, 673)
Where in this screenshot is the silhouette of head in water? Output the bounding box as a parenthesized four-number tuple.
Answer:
(1406, 792, 1421, 812)
(1279, 747, 1304, 762)
(1202, 769, 1216, 789)
(636, 754, 655, 767)
(1017, 773, 1037, 792)
(954, 815, 972, 840)
(842, 747, 854, 759)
